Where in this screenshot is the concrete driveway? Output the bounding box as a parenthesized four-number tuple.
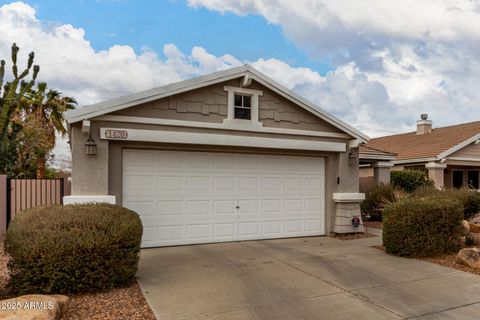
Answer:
(137, 235, 480, 320)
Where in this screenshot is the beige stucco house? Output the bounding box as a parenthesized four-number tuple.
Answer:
(64, 65, 369, 247)
(361, 115, 480, 190)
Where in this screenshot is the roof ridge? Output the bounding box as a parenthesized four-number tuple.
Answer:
(371, 120, 480, 141)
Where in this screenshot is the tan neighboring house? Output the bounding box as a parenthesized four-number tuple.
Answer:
(362, 114, 480, 190)
(64, 65, 369, 248)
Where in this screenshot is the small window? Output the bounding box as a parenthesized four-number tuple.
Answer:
(234, 94, 251, 120)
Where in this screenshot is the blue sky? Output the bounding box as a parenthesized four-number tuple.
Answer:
(27, 0, 332, 73)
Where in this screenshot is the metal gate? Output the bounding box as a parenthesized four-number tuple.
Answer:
(6, 178, 64, 224)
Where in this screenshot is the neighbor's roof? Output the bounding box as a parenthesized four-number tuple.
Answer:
(64, 64, 369, 142)
(359, 145, 396, 161)
(367, 121, 480, 162)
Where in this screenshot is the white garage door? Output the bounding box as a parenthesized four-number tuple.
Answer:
(122, 149, 325, 247)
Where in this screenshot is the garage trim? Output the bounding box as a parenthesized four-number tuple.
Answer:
(100, 127, 347, 152)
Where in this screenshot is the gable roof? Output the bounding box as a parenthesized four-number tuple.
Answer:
(64, 64, 368, 142)
(367, 121, 480, 162)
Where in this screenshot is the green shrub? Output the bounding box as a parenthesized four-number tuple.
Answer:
(383, 195, 463, 257)
(465, 193, 480, 220)
(361, 184, 402, 221)
(5, 204, 142, 295)
(417, 187, 480, 220)
(391, 169, 433, 193)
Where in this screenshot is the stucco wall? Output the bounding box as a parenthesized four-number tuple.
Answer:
(112, 78, 343, 133)
(70, 123, 109, 195)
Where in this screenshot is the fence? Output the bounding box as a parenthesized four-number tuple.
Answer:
(0, 175, 69, 235)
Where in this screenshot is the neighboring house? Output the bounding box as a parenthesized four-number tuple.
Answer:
(64, 65, 368, 247)
(362, 114, 480, 190)
(358, 145, 396, 193)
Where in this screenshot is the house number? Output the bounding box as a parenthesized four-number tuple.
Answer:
(104, 129, 128, 139)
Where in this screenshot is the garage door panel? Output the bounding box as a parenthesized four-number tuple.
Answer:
(238, 199, 258, 214)
(262, 177, 282, 191)
(157, 225, 183, 241)
(285, 220, 303, 233)
(213, 223, 236, 238)
(186, 176, 211, 191)
(237, 155, 260, 171)
(186, 200, 210, 215)
(306, 219, 323, 232)
(283, 157, 305, 172)
(285, 177, 302, 191)
(238, 176, 259, 191)
(123, 149, 325, 247)
(213, 200, 236, 215)
(285, 199, 302, 213)
(263, 221, 282, 235)
(124, 174, 155, 193)
(124, 150, 155, 168)
(238, 222, 259, 237)
(186, 224, 210, 239)
(305, 177, 323, 191)
(262, 199, 282, 213)
(213, 176, 235, 191)
(157, 201, 182, 216)
(157, 176, 182, 191)
(154, 151, 184, 168)
(261, 157, 282, 170)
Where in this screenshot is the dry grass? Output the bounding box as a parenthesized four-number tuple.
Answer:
(0, 242, 156, 320)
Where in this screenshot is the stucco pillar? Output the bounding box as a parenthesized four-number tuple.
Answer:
(65, 123, 116, 204)
(333, 143, 365, 233)
(373, 161, 393, 185)
(426, 162, 447, 189)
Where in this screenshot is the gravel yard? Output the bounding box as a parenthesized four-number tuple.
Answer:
(0, 243, 156, 320)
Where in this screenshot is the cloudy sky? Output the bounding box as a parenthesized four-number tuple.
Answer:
(1, 0, 480, 165)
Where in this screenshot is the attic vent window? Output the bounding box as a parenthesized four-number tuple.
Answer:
(234, 94, 251, 120)
(223, 85, 263, 129)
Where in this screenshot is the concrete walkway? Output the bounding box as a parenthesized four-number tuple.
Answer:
(137, 232, 480, 320)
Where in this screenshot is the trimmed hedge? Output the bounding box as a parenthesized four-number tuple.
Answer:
(5, 204, 142, 295)
(361, 184, 399, 221)
(382, 195, 464, 257)
(391, 169, 433, 193)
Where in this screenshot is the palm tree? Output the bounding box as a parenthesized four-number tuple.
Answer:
(17, 82, 76, 178)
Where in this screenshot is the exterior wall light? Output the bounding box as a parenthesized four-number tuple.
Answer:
(85, 135, 97, 155)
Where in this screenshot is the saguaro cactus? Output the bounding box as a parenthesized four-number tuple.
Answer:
(0, 43, 40, 149)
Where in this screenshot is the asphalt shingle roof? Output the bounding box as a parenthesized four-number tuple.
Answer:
(367, 121, 480, 160)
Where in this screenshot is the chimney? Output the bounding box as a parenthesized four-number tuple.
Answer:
(416, 114, 432, 135)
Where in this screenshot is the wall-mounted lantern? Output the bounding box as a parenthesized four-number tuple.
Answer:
(85, 135, 97, 155)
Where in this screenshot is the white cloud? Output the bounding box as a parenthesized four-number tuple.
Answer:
(188, 0, 480, 133)
(3, 1, 480, 170)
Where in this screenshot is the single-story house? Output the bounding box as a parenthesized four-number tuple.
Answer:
(64, 65, 368, 247)
(362, 114, 480, 189)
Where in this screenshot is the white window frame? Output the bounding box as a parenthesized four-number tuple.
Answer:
(223, 86, 263, 129)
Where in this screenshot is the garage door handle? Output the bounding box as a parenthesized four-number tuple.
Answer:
(236, 206, 240, 209)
